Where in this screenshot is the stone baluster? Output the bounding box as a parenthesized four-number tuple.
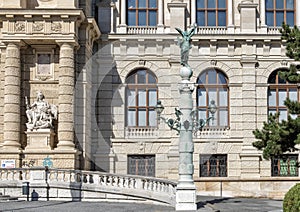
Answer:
(57, 42, 76, 150)
(3, 42, 22, 150)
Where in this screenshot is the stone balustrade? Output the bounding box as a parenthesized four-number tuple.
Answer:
(196, 26, 227, 35)
(125, 127, 159, 138)
(267, 27, 281, 35)
(0, 168, 176, 206)
(195, 127, 230, 138)
(127, 26, 158, 34)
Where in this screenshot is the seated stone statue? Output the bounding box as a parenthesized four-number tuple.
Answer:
(25, 91, 57, 130)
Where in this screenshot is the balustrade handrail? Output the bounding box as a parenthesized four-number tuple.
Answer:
(0, 168, 176, 185)
(0, 168, 177, 206)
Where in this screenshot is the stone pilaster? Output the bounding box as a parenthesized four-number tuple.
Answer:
(3, 42, 22, 150)
(57, 42, 75, 150)
(240, 57, 260, 178)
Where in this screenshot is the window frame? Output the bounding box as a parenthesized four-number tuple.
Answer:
(200, 154, 227, 177)
(271, 154, 298, 177)
(127, 0, 158, 26)
(196, 69, 229, 128)
(127, 154, 156, 177)
(125, 69, 158, 128)
(265, 0, 295, 26)
(268, 70, 299, 121)
(196, 0, 227, 27)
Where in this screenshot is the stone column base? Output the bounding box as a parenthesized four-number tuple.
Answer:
(25, 129, 55, 151)
(176, 187, 197, 211)
(22, 149, 80, 169)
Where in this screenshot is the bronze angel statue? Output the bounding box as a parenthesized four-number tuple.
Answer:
(175, 24, 197, 67)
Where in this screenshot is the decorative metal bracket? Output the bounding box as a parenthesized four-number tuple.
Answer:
(158, 108, 182, 133)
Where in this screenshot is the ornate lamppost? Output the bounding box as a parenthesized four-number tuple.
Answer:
(155, 25, 217, 211)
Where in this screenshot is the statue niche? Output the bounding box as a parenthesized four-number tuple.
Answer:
(25, 91, 57, 130)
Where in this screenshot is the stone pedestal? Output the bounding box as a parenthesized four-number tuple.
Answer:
(25, 129, 55, 151)
(176, 187, 197, 211)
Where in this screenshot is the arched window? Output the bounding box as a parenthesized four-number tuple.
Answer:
(197, 69, 229, 127)
(268, 70, 298, 121)
(126, 69, 157, 127)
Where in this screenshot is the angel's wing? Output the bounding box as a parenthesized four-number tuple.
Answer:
(188, 27, 196, 38)
(175, 27, 184, 37)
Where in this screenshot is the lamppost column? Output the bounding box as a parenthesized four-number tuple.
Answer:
(176, 66, 196, 211)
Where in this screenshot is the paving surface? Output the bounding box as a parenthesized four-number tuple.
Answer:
(0, 196, 283, 212)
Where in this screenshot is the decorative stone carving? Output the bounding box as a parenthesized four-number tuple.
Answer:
(33, 22, 44, 32)
(25, 91, 58, 130)
(51, 22, 62, 32)
(15, 21, 25, 32)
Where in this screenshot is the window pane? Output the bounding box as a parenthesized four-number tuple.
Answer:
(198, 88, 206, 106)
(208, 89, 217, 104)
(197, 11, 205, 26)
(218, 0, 226, 8)
(198, 109, 206, 120)
(149, 10, 157, 26)
(278, 74, 286, 83)
(128, 10, 136, 26)
(286, 0, 294, 9)
(269, 109, 277, 116)
(219, 109, 228, 126)
(139, 0, 146, 8)
(278, 89, 287, 106)
(276, 11, 284, 26)
(219, 88, 228, 106)
(208, 0, 216, 8)
(218, 11, 226, 26)
(266, 0, 274, 9)
(149, 109, 157, 126)
(138, 90, 146, 106)
(266, 11, 274, 26)
(268, 90, 276, 106)
(268, 71, 276, 83)
(138, 10, 147, 25)
(279, 109, 288, 121)
(286, 11, 294, 26)
(276, 0, 283, 8)
(148, 90, 157, 106)
(127, 89, 136, 106)
(126, 73, 135, 83)
(128, 109, 136, 126)
(207, 11, 216, 26)
(138, 109, 146, 126)
(198, 72, 206, 84)
(197, 0, 205, 8)
(289, 88, 297, 101)
(137, 70, 146, 83)
(148, 73, 156, 83)
(208, 70, 217, 84)
(128, 0, 136, 8)
(218, 73, 227, 84)
(149, 0, 157, 8)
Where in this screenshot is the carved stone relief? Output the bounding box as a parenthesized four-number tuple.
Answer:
(51, 22, 62, 32)
(15, 21, 25, 32)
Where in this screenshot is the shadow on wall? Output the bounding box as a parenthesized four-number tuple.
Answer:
(74, 41, 122, 172)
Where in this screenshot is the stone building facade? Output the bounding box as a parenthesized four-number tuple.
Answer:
(0, 0, 299, 198)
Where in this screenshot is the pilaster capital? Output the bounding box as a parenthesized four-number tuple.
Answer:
(2, 40, 26, 48)
(55, 40, 79, 49)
